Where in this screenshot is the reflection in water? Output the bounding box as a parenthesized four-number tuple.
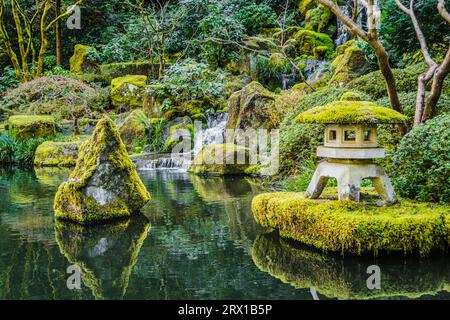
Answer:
(55, 216, 151, 300)
(252, 233, 450, 300)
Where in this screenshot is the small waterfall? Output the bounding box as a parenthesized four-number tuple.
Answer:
(134, 154, 192, 171)
(281, 73, 296, 90)
(306, 61, 330, 82)
(193, 112, 229, 154)
(335, 5, 351, 47)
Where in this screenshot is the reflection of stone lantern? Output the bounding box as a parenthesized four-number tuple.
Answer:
(296, 92, 407, 204)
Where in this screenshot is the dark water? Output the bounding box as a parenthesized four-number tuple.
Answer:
(0, 168, 449, 300)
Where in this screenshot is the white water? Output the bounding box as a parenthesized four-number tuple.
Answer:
(135, 112, 229, 171)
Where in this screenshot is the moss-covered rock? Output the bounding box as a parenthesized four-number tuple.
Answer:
(189, 144, 251, 175)
(69, 44, 98, 75)
(286, 29, 334, 59)
(295, 92, 408, 124)
(162, 116, 193, 153)
(329, 40, 370, 87)
(54, 116, 150, 224)
(303, 4, 334, 34)
(119, 110, 148, 152)
(252, 191, 450, 256)
(100, 61, 158, 81)
(34, 139, 88, 167)
(111, 75, 148, 111)
(8, 115, 56, 140)
(55, 216, 151, 299)
(226, 82, 278, 141)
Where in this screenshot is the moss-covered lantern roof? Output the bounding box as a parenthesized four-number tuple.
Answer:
(295, 92, 408, 125)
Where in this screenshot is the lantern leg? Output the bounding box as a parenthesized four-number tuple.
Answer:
(305, 162, 329, 199)
(337, 172, 361, 202)
(370, 167, 397, 204)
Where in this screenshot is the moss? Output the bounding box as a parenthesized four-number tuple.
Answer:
(188, 143, 251, 175)
(54, 116, 150, 224)
(99, 61, 157, 82)
(119, 110, 148, 152)
(252, 191, 450, 256)
(69, 44, 97, 75)
(110, 75, 148, 111)
(34, 140, 86, 167)
(288, 29, 334, 59)
(295, 93, 408, 124)
(8, 115, 56, 140)
(329, 42, 370, 87)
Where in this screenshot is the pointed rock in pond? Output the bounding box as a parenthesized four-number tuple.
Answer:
(54, 116, 150, 224)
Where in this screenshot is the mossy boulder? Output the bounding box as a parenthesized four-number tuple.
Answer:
(111, 75, 148, 111)
(119, 110, 148, 152)
(69, 44, 98, 74)
(226, 82, 278, 143)
(54, 116, 150, 224)
(252, 191, 450, 256)
(295, 92, 408, 124)
(287, 29, 334, 59)
(328, 40, 370, 87)
(34, 139, 88, 167)
(188, 144, 251, 175)
(162, 116, 193, 153)
(7, 115, 56, 140)
(100, 61, 158, 81)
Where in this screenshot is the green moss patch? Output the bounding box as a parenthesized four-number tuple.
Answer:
(111, 75, 148, 111)
(8, 115, 56, 140)
(69, 44, 98, 74)
(189, 143, 251, 176)
(252, 191, 450, 256)
(295, 93, 408, 124)
(34, 139, 88, 167)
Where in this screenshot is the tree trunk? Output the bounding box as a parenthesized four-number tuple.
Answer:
(55, 0, 62, 66)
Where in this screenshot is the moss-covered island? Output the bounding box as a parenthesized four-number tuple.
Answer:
(252, 190, 450, 256)
(7, 115, 56, 140)
(54, 116, 150, 224)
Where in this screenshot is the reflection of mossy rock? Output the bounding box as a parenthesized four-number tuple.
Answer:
(119, 110, 148, 152)
(329, 40, 370, 87)
(252, 233, 450, 299)
(162, 116, 193, 153)
(70, 44, 98, 74)
(111, 75, 148, 111)
(55, 216, 151, 299)
(8, 115, 55, 140)
(34, 141, 82, 167)
(54, 116, 150, 224)
(189, 144, 251, 176)
(252, 191, 450, 256)
(295, 93, 408, 124)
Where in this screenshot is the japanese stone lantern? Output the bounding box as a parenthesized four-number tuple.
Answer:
(295, 92, 407, 204)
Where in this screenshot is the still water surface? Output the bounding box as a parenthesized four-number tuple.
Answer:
(0, 168, 449, 300)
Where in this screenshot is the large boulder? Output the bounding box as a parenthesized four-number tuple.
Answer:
(188, 144, 251, 175)
(7, 115, 55, 140)
(226, 81, 277, 132)
(328, 40, 370, 87)
(111, 75, 148, 111)
(119, 110, 148, 152)
(69, 44, 98, 74)
(54, 116, 150, 224)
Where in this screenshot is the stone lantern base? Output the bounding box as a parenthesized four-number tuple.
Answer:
(305, 159, 397, 204)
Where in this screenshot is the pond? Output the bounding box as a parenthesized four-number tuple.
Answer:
(0, 168, 449, 300)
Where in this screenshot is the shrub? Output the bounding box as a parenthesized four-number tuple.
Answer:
(390, 114, 450, 203)
(279, 88, 372, 175)
(0, 67, 19, 95)
(238, 4, 277, 35)
(0, 76, 108, 120)
(346, 63, 446, 99)
(0, 133, 46, 167)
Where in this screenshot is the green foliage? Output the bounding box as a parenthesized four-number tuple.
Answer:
(238, 4, 277, 35)
(252, 191, 450, 256)
(257, 53, 292, 80)
(154, 59, 228, 109)
(0, 67, 19, 94)
(379, 0, 450, 66)
(0, 133, 46, 167)
(391, 114, 450, 203)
